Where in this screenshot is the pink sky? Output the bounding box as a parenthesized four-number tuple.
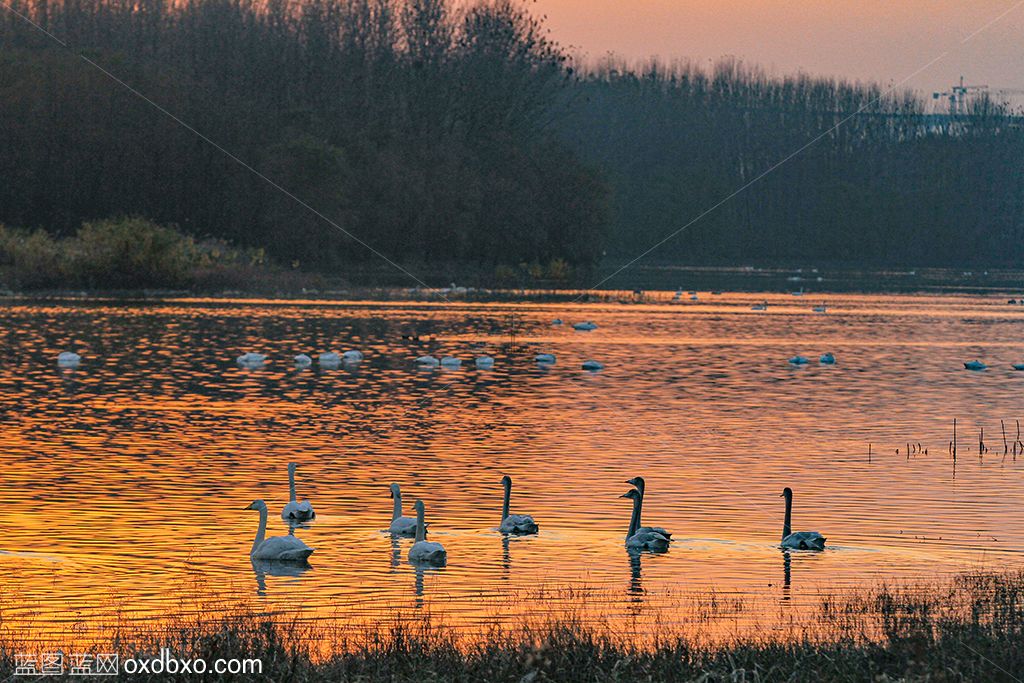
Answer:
(533, 0, 1024, 98)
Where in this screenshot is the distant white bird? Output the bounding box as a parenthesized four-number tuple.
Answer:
(440, 356, 462, 368)
(582, 360, 604, 371)
(779, 487, 825, 551)
(964, 360, 987, 371)
(388, 483, 420, 536)
(342, 350, 364, 364)
(534, 353, 556, 364)
(408, 500, 446, 565)
(813, 304, 827, 313)
(475, 356, 495, 369)
(245, 499, 314, 561)
(552, 319, 564, 325)
(689, 293, 698, 301)
(819, 352, 836, 365)
(319, 352, 341, 367)
(280, 463, 315, 522)
(294, 354, 312, 367)
(621, 489, 669, 552)
(572, 321, 598, 331)
(415, 355, 440, 367)
(789, 356, 810, 365)
(499, 475, 538, 534)
(57, 351, 81, 368)
(751, 302, 768, 311)
(236, 352, 266, 368)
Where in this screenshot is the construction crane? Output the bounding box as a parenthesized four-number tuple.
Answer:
(933, 76, 1024, 114)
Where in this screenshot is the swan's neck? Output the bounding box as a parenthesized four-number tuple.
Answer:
(392, 490, 403, 521)
(251, 507, 267, 555)
(635, 488, 645, 528)
(415, 506, 426, 543)
(501, 484, 511, 522)
(782, 495, 792, 540)
(627, 496, 640, 539)
(288, 468, 297, 503)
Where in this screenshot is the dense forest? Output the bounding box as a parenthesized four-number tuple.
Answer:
(1, 0, 1023, 284)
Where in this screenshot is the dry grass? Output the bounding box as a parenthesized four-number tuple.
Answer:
(1, 570, 1023, 681)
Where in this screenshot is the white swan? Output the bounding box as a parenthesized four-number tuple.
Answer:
(582, 360, 604, 371)
(475, 356, 495, 369)
(964, 360, 987, 371)
(342, 350, 364, 364)
(813, 303, 827, 313)
(407, 500, 446, 565)
(388, 483, 420, 536)
(236, 352, 266, 367)
(751, 301, 768, 311)
(572, 321, 598, 331)
(552, 319, 564, 325)
(625, 477, 671, 539)
(294, 354, 312, 367)
(499, 476, 538, 534)
(621, 489, 669, 551)
(280, 463, 315, 521)
(245, 500, 314, 561)
(319, 352, 341, 367)
(789, 356, 810, 365)
(535, 353, 556, 364)
(57, 351, 81, 368)
(416, 355, 440, 367)
(819, 352, 836, 364)
(440, 356, 462, 368)
(780, 487, 825, 550)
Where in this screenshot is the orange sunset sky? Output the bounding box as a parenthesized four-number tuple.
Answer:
(533, 0, 1024, 97)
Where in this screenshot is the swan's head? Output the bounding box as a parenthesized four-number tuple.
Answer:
(288, 462, 297, 474)
(781, 487, 793, 499)
(625, 476, 645, 490)
(245, 499, 268, 511)
(620, 489, 641, 501)
(501, 475, 512, 489)
(414, 499, 425, 513)
(389, 483, 401, 498)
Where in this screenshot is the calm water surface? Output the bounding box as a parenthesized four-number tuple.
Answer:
(1, 292, 1023, 641)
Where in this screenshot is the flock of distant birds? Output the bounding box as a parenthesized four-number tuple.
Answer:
(243, 465, 825, 566)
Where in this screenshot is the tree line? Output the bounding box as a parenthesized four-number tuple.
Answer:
(1, 0, 1022, 282)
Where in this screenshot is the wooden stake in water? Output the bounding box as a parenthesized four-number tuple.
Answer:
(952, 418, 957, 462)
(1002, 420, 1008, 460)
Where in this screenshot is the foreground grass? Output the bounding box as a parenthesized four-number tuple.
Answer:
(1, 570, 1023, 681)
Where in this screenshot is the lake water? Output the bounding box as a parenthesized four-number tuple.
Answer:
(1, 291, 1023, 644)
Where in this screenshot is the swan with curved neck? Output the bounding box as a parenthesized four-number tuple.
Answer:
(281, 463, 315, 521)
(780, 487, 825, 550)
(388, 483, 420, 536)
(246, 499, 314, 561)
(625, 477, 671, 539)
(407, 500, 446, 565)
(499, 476, 538, 534)
(620, 490, 669, 551)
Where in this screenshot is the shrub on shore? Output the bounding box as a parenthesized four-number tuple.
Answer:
(0, 217, 301, 292)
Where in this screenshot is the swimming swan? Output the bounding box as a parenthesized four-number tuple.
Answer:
(535, 353, 556, 364)
(819, 352, 836, 364)
(621, 489, 669, 551)
(236, 352, 266, 367)
(582, 360, 604, 371)
(319, 352, 341, 367)
(294, 354, 312, 367)
(625, 477, 671, 539)
(573, 321, 598, 331)
(342, 350, 364, 364)
(780, 487, 825, 550)
(245, 499, 314, 561)
(416, 355, 440, 367)
(408, 500, 446, 565)
(475, 356, 495, 369)
(57, 351, 81, 368)
(789, 356, 810, 365)
(388, 483, 421, 536)
(499, 476, 538, 534)
(964, 360, 987, 371)
(280, 463, 315, 521)
(440, 356, 462, 368)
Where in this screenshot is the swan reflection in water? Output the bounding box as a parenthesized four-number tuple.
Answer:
(781, 549, 792, 601)
(627, 550, 644, 597)
(251, 558, 312, 597)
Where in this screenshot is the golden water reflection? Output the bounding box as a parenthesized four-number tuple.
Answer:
(1, 292, 1023, 644)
